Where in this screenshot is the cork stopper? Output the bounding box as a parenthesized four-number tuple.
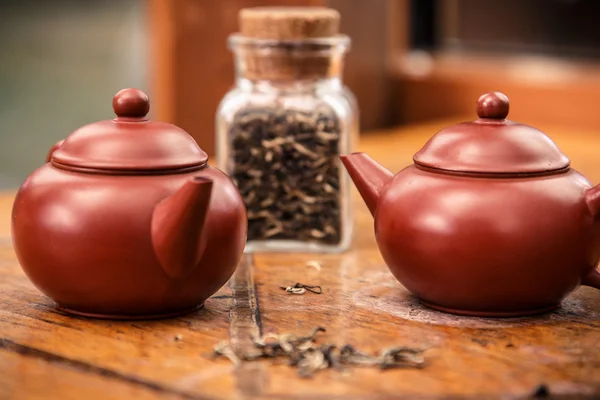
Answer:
(235, 7, 346, 81)
(239, 7, 340, 40)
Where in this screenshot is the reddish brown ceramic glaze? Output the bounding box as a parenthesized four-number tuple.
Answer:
(341, 92, 600, 317)
(12, 88, 247, 319)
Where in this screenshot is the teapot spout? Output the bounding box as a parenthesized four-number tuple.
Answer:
(341, 152, 394, 217)
(151, 177, 213, 279)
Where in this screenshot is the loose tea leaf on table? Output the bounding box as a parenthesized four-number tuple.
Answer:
(212, 326, 426, 378)
(306, 260, 322, 271)
(280, 282, 323, 295)
(229, 106, 343, 244)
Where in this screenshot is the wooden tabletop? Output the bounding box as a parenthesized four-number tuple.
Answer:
(1, 119, 599, 400)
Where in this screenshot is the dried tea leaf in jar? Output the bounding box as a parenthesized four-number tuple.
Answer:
(231, 106, 342, 244)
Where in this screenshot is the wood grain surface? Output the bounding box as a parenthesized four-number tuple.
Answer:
(0, 119, 599, 399)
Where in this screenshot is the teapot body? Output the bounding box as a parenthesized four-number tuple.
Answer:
(12, 164, 247, 319)
(375, 165, 600, 316)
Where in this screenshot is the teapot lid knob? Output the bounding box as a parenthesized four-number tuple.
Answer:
(112, 88, 150, 118)
(477, 92, 509, 119)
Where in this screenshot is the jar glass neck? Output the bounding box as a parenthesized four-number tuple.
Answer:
(228, 34, 349, 87)
(236, 75, 343, 93)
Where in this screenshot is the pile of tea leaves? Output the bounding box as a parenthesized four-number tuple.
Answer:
(213, 327, 426, 378)
(229, 106, 343, 245)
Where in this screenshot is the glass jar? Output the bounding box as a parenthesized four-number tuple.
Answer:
(216, 31, 358, 253)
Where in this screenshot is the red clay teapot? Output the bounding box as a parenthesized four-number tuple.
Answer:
(342, 92, 600, 317)
(12, 88, 247, 319)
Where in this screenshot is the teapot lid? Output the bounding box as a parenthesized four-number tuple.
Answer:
(51, 88, 208, 172)
(412, 92, 570, 175)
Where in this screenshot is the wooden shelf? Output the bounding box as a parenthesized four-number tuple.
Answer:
(389, 50, 600, 131)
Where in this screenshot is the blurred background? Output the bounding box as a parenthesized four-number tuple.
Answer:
(0, 0, 599, 189)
